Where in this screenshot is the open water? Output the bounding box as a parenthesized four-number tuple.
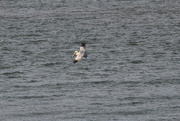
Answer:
(0, 0, 180, 121)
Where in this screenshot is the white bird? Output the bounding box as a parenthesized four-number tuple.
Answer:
(72, 43, 87, 63)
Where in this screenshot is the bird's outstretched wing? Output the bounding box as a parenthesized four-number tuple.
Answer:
(83, 51, 88, 58)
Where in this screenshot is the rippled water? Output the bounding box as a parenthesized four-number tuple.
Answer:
(0, 0, 180, 121)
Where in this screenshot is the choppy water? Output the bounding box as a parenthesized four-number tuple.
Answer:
(0, 0, 180, 121)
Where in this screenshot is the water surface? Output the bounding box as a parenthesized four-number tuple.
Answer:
(0, 0, 180, 121)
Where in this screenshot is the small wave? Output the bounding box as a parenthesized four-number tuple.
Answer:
(130, 60, 144, 64)
(2, 71, 24, 76)
(115, 109, 153, 116)
(29, 39, 47, 44)
(144, 78, 180, 85)
(128, 41, 139, 46)
(17, 95, 47, 100)
(82, 80, 115, 85)
(42, 62, 61, 67)
(0, 40, 5, 43)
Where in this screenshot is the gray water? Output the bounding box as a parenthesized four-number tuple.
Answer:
(0, 0, 180, 121)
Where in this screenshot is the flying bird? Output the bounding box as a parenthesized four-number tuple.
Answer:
(72, 43, 87, 63)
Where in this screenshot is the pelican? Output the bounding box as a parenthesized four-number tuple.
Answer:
(72, 43, 87, 63)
